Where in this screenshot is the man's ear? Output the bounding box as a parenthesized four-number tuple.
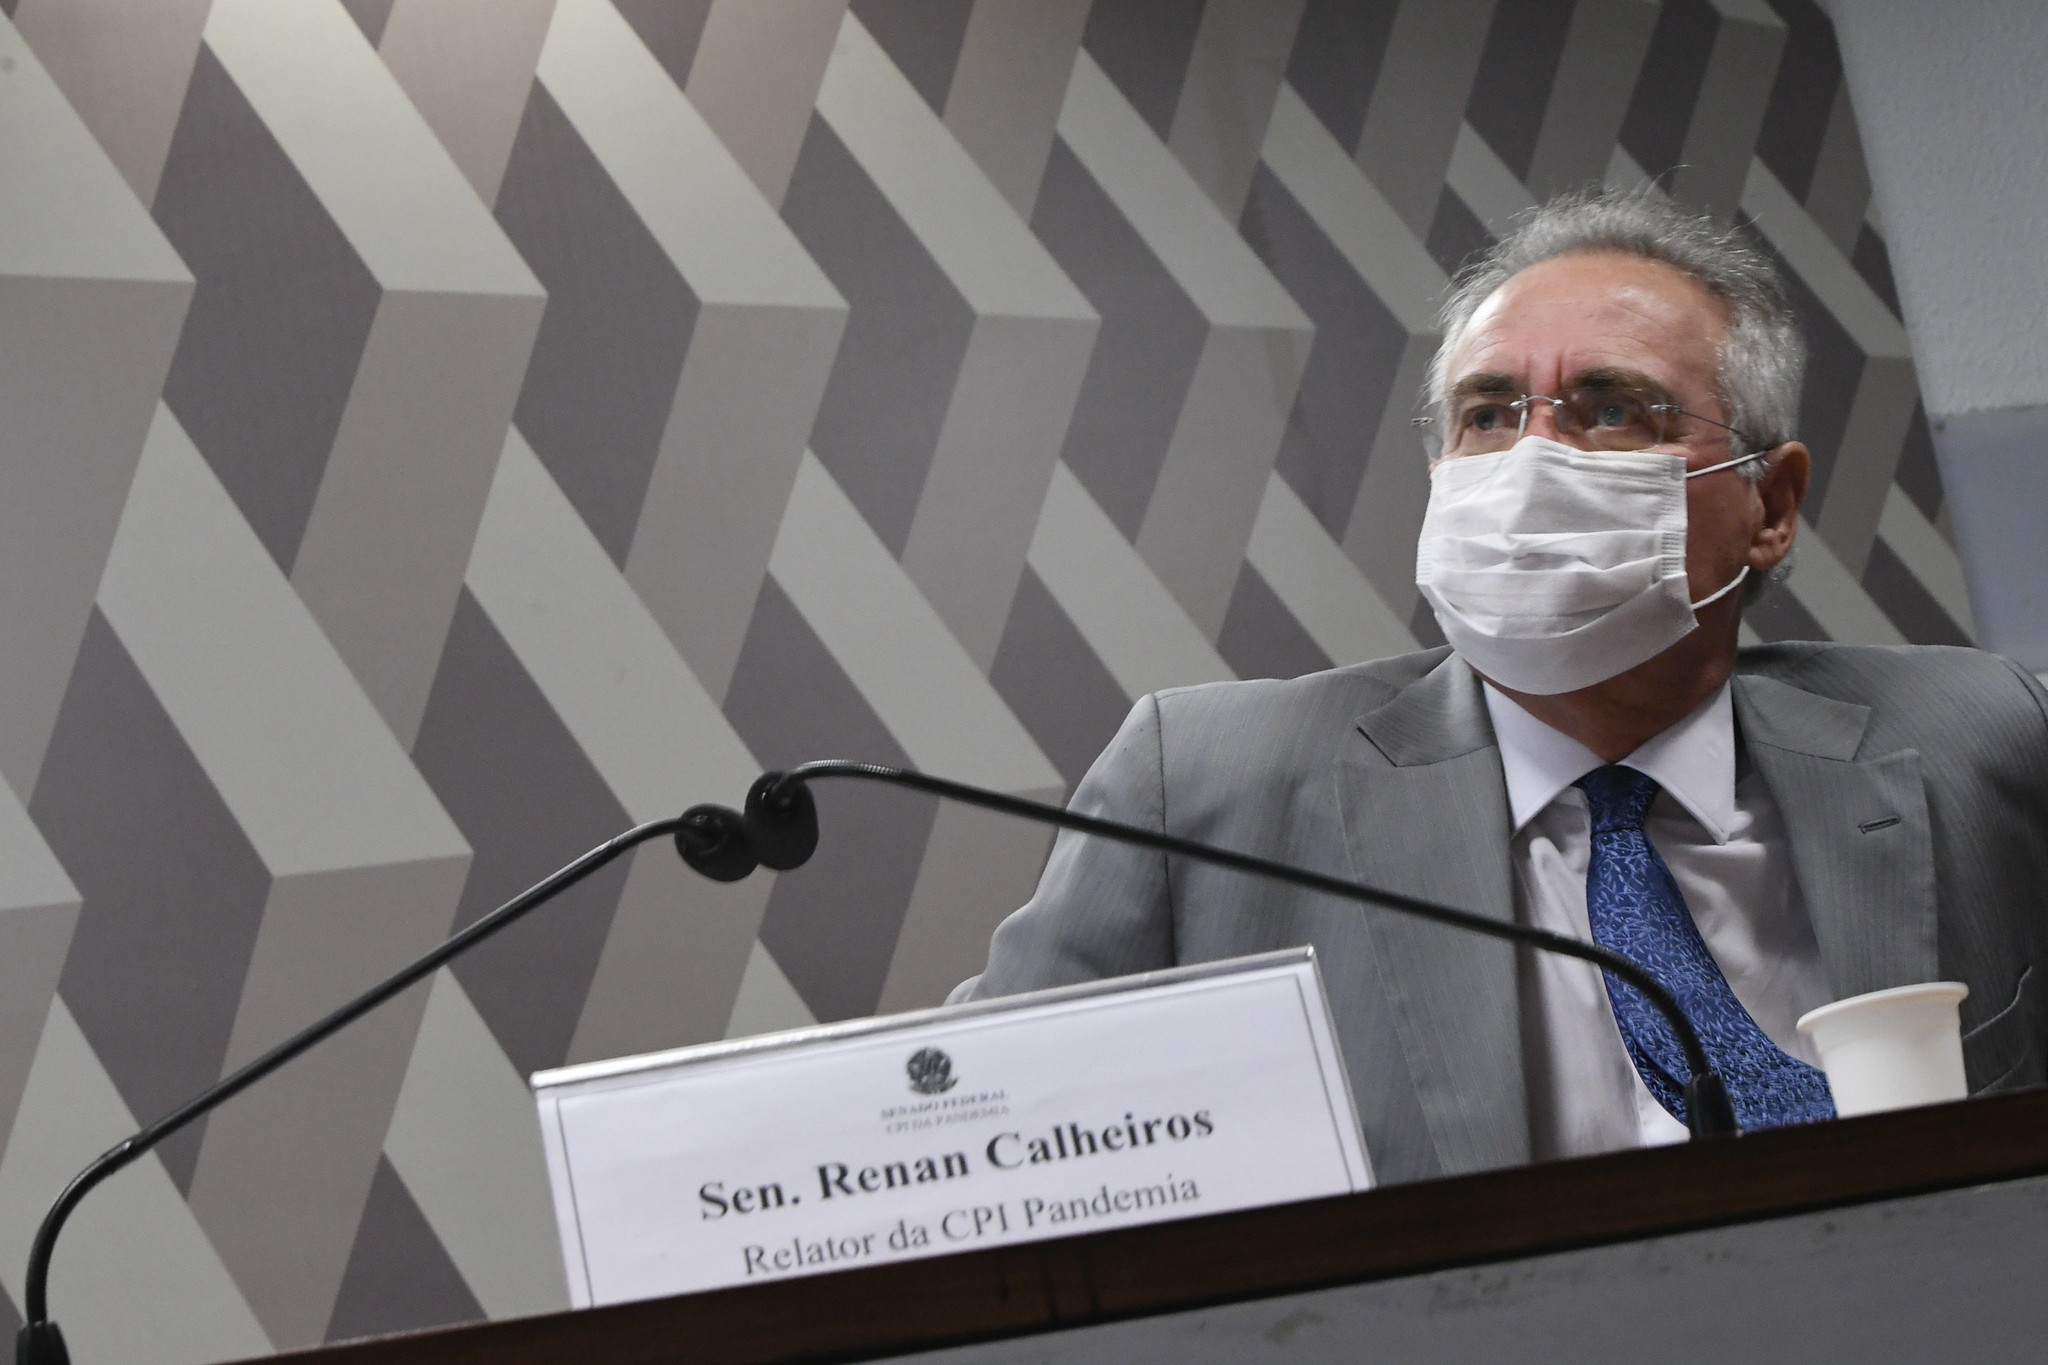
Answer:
(1751, 441, 1810, 571)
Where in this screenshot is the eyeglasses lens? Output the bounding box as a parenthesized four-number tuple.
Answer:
(1446, 387, 1673, 457)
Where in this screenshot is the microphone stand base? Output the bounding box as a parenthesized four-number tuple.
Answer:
(1684, 1074, 1741, 1139)
(16, 1322, 69, 1365)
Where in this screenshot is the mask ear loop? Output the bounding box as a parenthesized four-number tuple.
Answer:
(1682, 445, 1771, 607)
(1689, 563, 1750, 610)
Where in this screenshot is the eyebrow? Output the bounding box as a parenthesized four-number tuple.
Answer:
(1568, 366, 1678, 404)
(1446, 371, 1520, 401)
(1446, 366, 1684, 405)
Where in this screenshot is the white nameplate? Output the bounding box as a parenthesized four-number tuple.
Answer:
(533, 949, 1369, 1306)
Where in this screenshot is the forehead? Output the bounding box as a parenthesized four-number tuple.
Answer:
(1445, 250, 1727, 395)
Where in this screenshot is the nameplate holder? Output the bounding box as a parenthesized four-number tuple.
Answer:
(533, 947, 1370, 1306)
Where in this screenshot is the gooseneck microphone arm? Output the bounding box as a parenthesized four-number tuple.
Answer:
(16, 815, 705, 1365)
(676, 760, 1740, 1144)
(18, 763, 1737, 1365)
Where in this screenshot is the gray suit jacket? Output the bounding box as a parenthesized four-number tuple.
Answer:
(957, 644, 2048, 1184)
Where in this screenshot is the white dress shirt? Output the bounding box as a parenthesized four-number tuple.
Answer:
(1482, 681, 1835, 1159)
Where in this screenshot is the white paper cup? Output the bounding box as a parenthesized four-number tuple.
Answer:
(1796, 982, 1970, 1117)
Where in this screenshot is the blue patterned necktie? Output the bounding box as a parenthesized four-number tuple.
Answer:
(1575, 764, 1834, 1130)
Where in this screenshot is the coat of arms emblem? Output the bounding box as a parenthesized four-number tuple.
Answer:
(905, 1047, 958, 1095)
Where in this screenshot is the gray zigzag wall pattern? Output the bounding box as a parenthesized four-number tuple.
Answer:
(0, 0, 1977, 1358)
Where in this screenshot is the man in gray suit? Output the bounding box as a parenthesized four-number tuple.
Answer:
(955, 190, 2048, 1184)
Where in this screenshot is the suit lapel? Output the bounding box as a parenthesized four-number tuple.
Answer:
(1342, 656, 1529, 1175)
(1734, 674, 1937, 999)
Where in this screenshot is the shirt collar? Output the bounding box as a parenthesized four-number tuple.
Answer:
(1481, 680, 1737, 843)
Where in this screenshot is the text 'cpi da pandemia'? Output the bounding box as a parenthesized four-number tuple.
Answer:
(698, 1106, 1218, 1277)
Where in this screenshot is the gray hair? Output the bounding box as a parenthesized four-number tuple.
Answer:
(1428, 188, 1806, 477)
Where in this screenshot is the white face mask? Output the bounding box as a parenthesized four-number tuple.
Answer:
(1414, 435, 1759, 695)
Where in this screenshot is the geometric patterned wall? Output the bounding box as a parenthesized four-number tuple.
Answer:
(0, 1, 1981, 1359)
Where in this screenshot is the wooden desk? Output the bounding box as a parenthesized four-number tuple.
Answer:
(258, 1086, 2048, 1364)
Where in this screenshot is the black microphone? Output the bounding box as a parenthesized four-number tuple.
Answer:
(15, 813, 745, 1365)
(677, 760, 1741, 1144)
